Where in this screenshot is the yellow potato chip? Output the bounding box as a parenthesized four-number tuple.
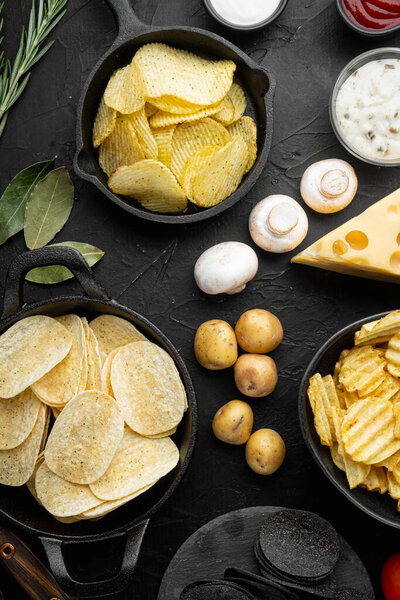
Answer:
(181, 145, 222, 200)
(227, 83, 247, 122)
(342, 388, 359, 409)
(331, 406, 370, 489)
(81, 483, 156, 519)
(393, 403, 400, 438)
(145, 103, 158, 118)
(90, 428, 179, 501)
(338, 345, 386, 395)
(143, 428, 177, 439)
(148, 95, 204, 115)
(386, 332, 400, 377)
(212, 94, 235, 125)
(330, 444, 345, 471)
(388, 468, 400, 499)
(78, 317, 89, 392)
(149, 102, 223, 129)
(307, 374, 334, 447)
(45, 391, 124, 484)
(189, 136, 249, 208)
(0, 316, 72, 399)
(170, 117, 231, 183)
(227, 116, 257, 173)
(111, 341, 186, 436)
(152, 125, 176, 168)
(103, 59, 145, 114)
(52, 407, 61, 419)
(355, 311, 400, 346)
(0, 389, 41, 450)
(92, 95, 117, 148)
(134, 43, 235, 105)
(89, 315, 147, 365)
(32, 314, 85, 407)
(101, 347, 121, 397)
(375, 449, 400, 471)
(370, 373, 400, 403)
(26, 452, 44, 504)
(125, 108, 158, 159)
(108, 160, 188, 214)
(99, 116, 145, 177)
(360, 466, 388, 494)
(85, 328, 102, 391)
(354, 320, 379, 345)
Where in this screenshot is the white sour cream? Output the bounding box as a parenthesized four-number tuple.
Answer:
(209, 0, 282, 26)
(336, 59, 400, 162)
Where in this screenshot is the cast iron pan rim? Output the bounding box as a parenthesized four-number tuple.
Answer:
(0, 295, 197, 543)
(202, 0, 288, 31)
(335, 0, 400, 37)
(298, 310, 400, 529)
(74, 22, 275, 225)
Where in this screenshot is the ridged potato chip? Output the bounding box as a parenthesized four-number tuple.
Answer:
(104, 59, 145, 114)
(145, 102, 158, 118)
(307, 374, 335, 446)
(189, 136, 249, 207)
(111, 341, 186, 436)
(149, 95, 204, 115)
(227, 116, 257, 173)
(99, 116, 145, 177)
(90, 428, 179, 501)
(152, 125, 176, 168)
(370, 373, 400, 403)
(108, 160, 188, 214)
(89, 315, 147, 365)
(170, 117, 231, 183)
(355, 311, 400, 346)
(331, 406, 370, 489)
(212, 94, 235, 125)
(0, 403, 48, 486)
(93, 96, 116, 148)
(149, 102, 223, 129)
(126, 108, 158, 159)
(32, 314, 85, 407)
(375, 450, 400, 471)
(227, 83, 247, 122)
(386, 332, 400, 378)
(360, 466, 388, 494)
(388, 468, 400, 500)
(0, 389, 41, 449)
(338, 345, 386, 396)
(181, 145, 222, 200)
(0, 316, 72, 399)
(85, 328, 102, 391)
(393, 403, 400, 438)
(134, 43, 235, 105)
(45, 391, 124, 484)
(330, 444, 345, 471)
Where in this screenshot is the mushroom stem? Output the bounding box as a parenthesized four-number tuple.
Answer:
(320, 169, 349, 199)
(267, 203, 299, 235)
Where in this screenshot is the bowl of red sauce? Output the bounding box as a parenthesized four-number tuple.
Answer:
(337, 0, 400, 36)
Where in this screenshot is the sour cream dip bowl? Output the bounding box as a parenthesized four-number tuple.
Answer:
(330, 48, 400, 167)
(203, 0, 288, 31)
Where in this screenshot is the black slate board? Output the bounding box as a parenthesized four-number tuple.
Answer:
(157, 507, 375, 600)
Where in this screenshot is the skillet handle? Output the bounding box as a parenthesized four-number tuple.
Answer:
(105, 0, 148, 37)
(40, 520, 149, 599)
(1, 247, 109, 320)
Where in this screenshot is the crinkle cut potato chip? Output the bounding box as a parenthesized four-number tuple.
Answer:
(0, 389, 41, 449)
(149, 95, 204, 115)
(386, 332, 400, 377)
(103, 59, 145, 114)
(85, 328, 102, 391)
(181, 145, 222, 201)
(108, 160, 188, 214)
(227, 83, 247, 122)
(355, 311, 400, 346)
(99, 116, 145, 177)
(0, 403, 48, 486)
(45, 391, 124, 484)
(331, 406, 370, 489)
(134, 43, 236, 105)
(90, 427, 179, 501)
(89, 315, 147, 365)
(149, 102, 223, 129)
(111, 341, 187, 436)
(212, 94, 235, 126)
(92, 95, 116, 148)
(31, 314, 85, 407)
(360, 466, 388, 494)
(338, 345, 386, 396)
(152, 125, 176, 168)
(307, 373, 334, 447)
(0, 316, 72, 399)
(126, 108, 158, 159)
(227, 116, 257, 173)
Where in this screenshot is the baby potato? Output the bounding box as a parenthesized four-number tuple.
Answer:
(212, 400, 253, 445)
(194, 320, 238, 370)
(234, 354, 277, 398)
(235, 309, 283, 354)
(246, 428, 286, 475)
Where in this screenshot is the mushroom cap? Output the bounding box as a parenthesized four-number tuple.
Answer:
(300, 158, 358, 214)
(249, 195, 308, 254)
(194, 241, 258, 295)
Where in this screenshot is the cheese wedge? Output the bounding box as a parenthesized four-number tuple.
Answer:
(292, 188, 400, 283)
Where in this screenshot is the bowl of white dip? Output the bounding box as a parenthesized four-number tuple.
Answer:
(330, 48, 400, 167)
(203, 0, 288, 31)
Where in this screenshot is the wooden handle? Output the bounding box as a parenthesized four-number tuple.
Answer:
(0, 525, 70, 600)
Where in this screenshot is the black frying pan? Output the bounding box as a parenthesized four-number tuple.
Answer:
(74, 0, 275, 224)
(0, 246, 197, 598)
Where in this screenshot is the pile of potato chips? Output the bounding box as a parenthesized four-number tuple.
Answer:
(308, 310, 400, 511)
(0, 313, 187, 522)
(92, 43, 257, 213)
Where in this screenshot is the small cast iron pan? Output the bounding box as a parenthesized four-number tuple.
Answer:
(0, 246, 197, 598)
(74, 0, 275, 225)
(299, 311, 400, 529)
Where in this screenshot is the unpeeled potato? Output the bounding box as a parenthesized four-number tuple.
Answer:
(235, 309, 283, 354)
(234, 354, 277, 397)
(212, 400, 253, 445)
(246, 429, 286, 475)
(194, 320, 238, 370)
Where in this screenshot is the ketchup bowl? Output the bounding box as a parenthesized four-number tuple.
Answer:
(336, 0, 400, 37)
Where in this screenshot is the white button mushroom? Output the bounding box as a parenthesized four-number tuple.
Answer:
(300, 159, 358, 214)
(194, 242, 258, 295)
(249, 195, 308, 253)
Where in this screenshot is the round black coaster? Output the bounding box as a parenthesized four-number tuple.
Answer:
(180, 580, 255, 600)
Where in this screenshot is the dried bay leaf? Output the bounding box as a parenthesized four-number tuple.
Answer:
(26, 242, 104, 284)
(24, 167, 74, 250)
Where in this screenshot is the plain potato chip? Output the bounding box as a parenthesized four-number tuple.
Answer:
(152, 125, 176, 168)
(89, 315, 147, 365)
(85, 328, 102, 391)
(81, 483, 156, 519)
(149, 102, 223, 129)
(338, 345, 386, 396)
(90, 428, 179, 501)
(388, 468, 400, 500)
(93, 95, 116, 148)
(181, 145, 222, 200)
(134, 43, 235, 105)
(360, 466, 388, 494)
(170, 118, 231, 183)
(108, 160, 188, 214)
(330, 444, 345, 472)
(111, 341, 186, 436)
(0, 389, 41, 449)
(0, 403, 48, 486)
(101, 347, 121, 397)
(355, 311, 400, 346)
(149, 95, 204, 115)
(32, 315, 85, 407)
(331, 406, 370, 489)
(227, 83, 247, 122)
(104, 60, 145, 114)
(45, 391, 124, 484)
(0, 316, 72, 399)
(99, 116, 145, 177)
(26, 452, 44, 504)
(78, 318, 89, 392)
(227, 116, 257, 173)
(126, 108, 158, 159)
(212, 94, 235, 126)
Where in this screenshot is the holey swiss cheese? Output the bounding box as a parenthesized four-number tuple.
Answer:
(292, 188, 400, 283)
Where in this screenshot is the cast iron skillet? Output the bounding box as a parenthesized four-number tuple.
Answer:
(299, 311, 400, 529)
(74, 0, 275, 224)
(0, 246, 197, 597)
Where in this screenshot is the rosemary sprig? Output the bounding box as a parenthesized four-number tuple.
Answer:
(0, 0, 69, 138)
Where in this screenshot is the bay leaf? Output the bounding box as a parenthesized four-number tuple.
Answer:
(26, 242, 104, 284)
(0, 158, 55, 246)
(24, 167, 74, 250)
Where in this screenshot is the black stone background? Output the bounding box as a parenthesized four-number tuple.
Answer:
(0, 1, 399, 598)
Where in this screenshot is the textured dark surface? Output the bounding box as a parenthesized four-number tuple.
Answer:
(0, 0, 399, 598)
